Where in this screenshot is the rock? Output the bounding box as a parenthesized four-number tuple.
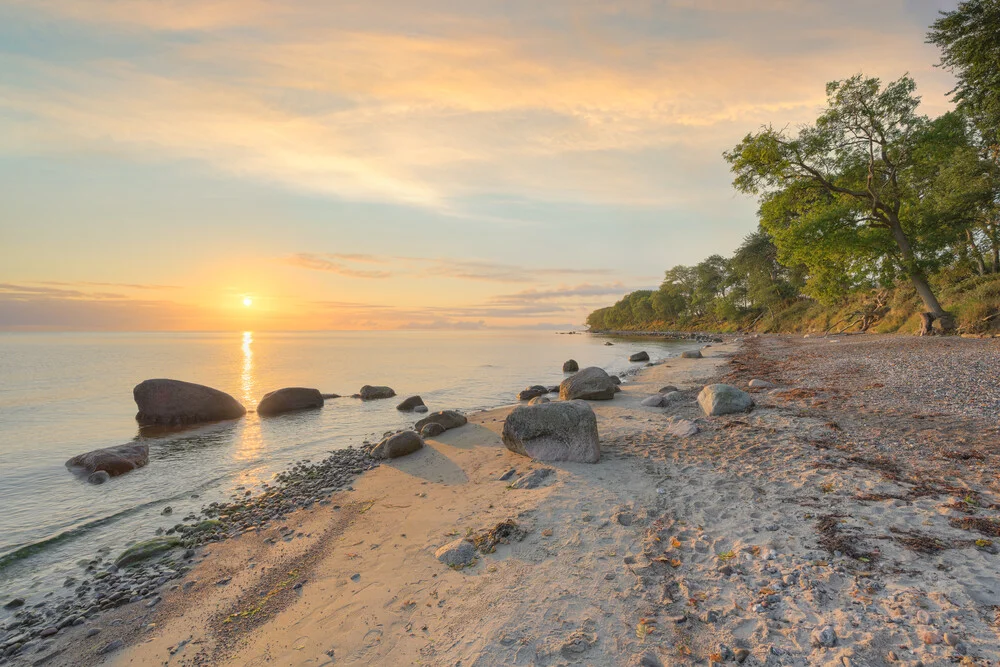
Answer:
(256, 387, 324, 416)
(921, 630, 942, 645)
(609, 375, 622, 385)
(502, 401, 600, 463)
(559, 367, 616, 401)
(420, 423, 447, 438)
(640, 395, 665, 407)
(528, 396, 550, 405)
(359, 385, 395, 400)
(3, 598, 25, 609)
(562, 359, 579, 373)
(604, 341, 614, 346)
(518, 385, 549, 401)
(87, 471, 111, 485)
(435, 539, 476, 568)
(748, 379, 775, 389)
(414, 405, 428, 413)
(508, 468, 554, 489)
(370, 431, 423, 459)
(811, 625, 837, 648)
(734, 648, 750, 663)
(66, 443, 149, 479)
(658, 385, 678, 393)
(396, 395, 426, 412)
(414, 410, 467, 432)
(133, 379, 246, 426)
(629, 351, 649, 362)
(98, 639, 124, 654)
(114, 537, 182, 568)
(665, 419, 699, 437)
(681, 350, 703, 359)
(943, 632, 960, 647)
(39, 627, 58, 638)
(697, 384, 754, 416)
(320, 393, 340, 399)
(498, 468, 517, 481)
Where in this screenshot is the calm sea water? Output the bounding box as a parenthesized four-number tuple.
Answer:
(0, 330, 695, 608)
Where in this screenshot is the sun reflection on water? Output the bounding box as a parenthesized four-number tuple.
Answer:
(241, 331, 254, 407)
(234, 331, 264, 464)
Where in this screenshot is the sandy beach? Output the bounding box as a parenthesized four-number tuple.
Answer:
(7, 334, 1000, 666)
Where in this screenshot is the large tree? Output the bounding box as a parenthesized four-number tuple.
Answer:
(724, 75, 960, 332)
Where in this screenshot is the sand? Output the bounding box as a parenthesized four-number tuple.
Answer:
(20, 335, 1000, 666)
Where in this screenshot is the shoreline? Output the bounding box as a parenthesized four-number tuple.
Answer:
(6, 333, 1000, 665)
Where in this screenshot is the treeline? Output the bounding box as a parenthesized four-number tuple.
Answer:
(589, 1, 1000, 336)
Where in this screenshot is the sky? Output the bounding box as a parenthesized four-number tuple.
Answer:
(0, 0, 960, 331)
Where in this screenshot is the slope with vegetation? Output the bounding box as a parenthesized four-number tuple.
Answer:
(588, 0, 1000, 337)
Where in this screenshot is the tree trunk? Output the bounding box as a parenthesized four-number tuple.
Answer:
(918, 312, 936, 336)
(967, 229, 988, 276)
(887, 218, 954, 333)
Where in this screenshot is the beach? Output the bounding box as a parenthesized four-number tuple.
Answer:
(5, 334, 1000, 666)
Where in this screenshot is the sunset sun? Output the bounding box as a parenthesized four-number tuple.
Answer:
(243, 297, 253, 307)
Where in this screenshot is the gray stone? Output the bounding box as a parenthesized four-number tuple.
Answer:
(658, 385, 678, 393)
(562, 359, 579, 373)
(629, 351, 649, 362)
(508, 468, 554, 489)
(559, 367, 616, 401)
(640, 395, 665, 407)
(257, 387, 324, 416)
(498, 468, 517, 481)
(114, 537, 182, 568)
(320, 393, 340, 399)
(811, 625, 837, 648)
(66, 443, 149, 478)
(528, 396, 550, 405)
(697, 384, 754, 416)
(748, 379, 776, 388)
(414, 410, 467, 432)
(609, 375, 622, 385)
(420, 422, 447, 438)
(517, 385, 549, 401)
(3, 598, 25, 609)
(502, 401, 600, 463)
(133, 379, 246, 426)
(681, 350, 703, 359)
(396, 395, 426, 412)
(665, 419, 699, 437)
(98, 639, 124, 654)
(87, 471, 112, 485)
(413, 405, 428, 413)
(370, 431, 423, 459)
(359, 385, 395, 400)
(435, 539, 476, 568)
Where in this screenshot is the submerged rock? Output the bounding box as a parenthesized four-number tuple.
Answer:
(697, 384, 754, 416)
(133, 379, 246, 426)
(66, 443, 149, 479)
(359, 385, 396, 400)
(396, 395, 426, 412)
(370, 431, 423, 459)
(502, 400, 600, 463)
(562, 359, 579, 373)
(629, 351, 650, 362)
(87, 471, 112, 485)
(559, 367, 616, 401)
(518, 385, 549, 401)
(415, 410, 468, 432)
(114, 537, 182, 568)
(257, 387, 324, 416)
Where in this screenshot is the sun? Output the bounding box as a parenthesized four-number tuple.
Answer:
(243, 297, 253, 307)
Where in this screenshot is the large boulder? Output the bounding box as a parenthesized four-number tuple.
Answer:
(502, 400, 600, 463)
(629, 351, 650, 362)
(256, 387, 323, 416)
(518, 385, 549, 401)
(133, 379, 246, 426)
(697, 384, 754, 416)
(415, 410, 468, 432)
(559, 367, 616, 401)
(562, 359, 579, 373)
(66, 443, 149, 478)
(359, 385, 395, 400)
(370, 431, 423, 459)
(396, 395, 426, 411)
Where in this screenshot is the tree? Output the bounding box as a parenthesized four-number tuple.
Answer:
(724, 75, 959, 332)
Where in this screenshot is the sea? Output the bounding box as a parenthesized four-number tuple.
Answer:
(0, 330, 697, 613)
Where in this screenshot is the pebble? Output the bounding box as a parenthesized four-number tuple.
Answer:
(921, 630, 942, 645)
(86, 628, 101, 638)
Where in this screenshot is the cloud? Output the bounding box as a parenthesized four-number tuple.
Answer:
(490, 282, 630, 304)
(284, 253, 392, 278)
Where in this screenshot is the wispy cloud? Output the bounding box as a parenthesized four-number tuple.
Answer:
(284, 254, 392, 278)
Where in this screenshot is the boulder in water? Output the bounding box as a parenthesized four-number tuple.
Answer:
(697, 384, 754, 416)
(629, 351, 650, 362)
(87, 471, 111, 485)
(562, 359, 579, 373)
(502, 400, 600, 463)
(517, 385, 548, 401)
(133, 379, 246, 426)
(256, 387, 324, 416)
(370, 431, 424, 459)
(115, 537, 183, 568)
(415, 410, 468, 432)
(66, 443, 149, 479)
(396, 395, 426, 412)
(559, 367, 616, 401)
(359, 385, 396, 400)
